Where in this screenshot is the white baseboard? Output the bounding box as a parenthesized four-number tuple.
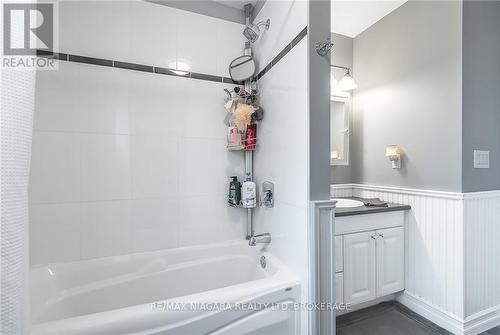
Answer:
(399, 291, 500, 334)
(464, 305, 500, 335)
(397, 291, 465, 334)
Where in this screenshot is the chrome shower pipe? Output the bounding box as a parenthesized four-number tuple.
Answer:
(245, 150, 254, 239)
(331, 64, 351, 72)
(244, 3, 252, 26)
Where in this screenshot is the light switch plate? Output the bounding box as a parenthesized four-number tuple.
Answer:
(474, 150, 490, 169)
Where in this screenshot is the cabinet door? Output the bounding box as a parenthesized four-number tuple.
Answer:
(376, 227, 405, 297)
(335, 272, 344, 304)
(343, 231, 376, 305)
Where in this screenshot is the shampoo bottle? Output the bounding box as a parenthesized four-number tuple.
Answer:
(241, 174, 256, 208)
(228, 176, 241, 206)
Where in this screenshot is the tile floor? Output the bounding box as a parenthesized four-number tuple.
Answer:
(336, 301, 499, 335)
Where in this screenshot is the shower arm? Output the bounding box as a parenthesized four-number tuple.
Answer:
(331, 64, 351, 72)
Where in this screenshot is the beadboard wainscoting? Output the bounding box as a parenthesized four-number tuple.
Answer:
(331, 184, 500, 335)
(463, 191, 500, 334)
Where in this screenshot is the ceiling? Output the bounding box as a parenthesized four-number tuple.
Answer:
(331, 0, 407, 38)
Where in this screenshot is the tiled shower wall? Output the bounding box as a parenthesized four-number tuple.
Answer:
(30, 1, 247, 265)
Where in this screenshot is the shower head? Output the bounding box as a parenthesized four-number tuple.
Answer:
(243, 19, 270, 43)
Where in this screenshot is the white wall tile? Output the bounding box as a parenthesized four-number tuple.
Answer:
(130, 135, 179, 198)
(129, 72, 183, 137)
(177, 10, 217, 75)
(34, 61, 80, 132)
(69, 1, 132, 60)
(253, 0, 308, 72)
(78, 65, 131, 134)
(178, 138, 217, 196)
(128, 1, 177, 67)
(130, 197, 179, 252)
(29, 132, 81, 203)
(80, 200, 132, 259)
(178, 195, 222, 246)
(57, 1, 81, 54)
(30, 203, 81, 265)
(255, 41, 308, 209)
(181, 79, 221, 139)
(216, 195, 246, 241)
(80, 134, 131, 201)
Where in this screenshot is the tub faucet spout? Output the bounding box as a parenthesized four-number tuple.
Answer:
(248, 233, 271, 246)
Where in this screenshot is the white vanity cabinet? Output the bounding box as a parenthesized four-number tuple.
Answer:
(334, 211, 405, 307)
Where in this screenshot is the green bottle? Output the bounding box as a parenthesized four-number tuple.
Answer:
(228, 176, 241, 206)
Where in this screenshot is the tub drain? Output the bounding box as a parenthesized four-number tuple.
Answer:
(260, 256, 267, 269)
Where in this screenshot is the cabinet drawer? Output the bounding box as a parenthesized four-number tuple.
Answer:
(335, 235, 343, 273)
(335, 211, 404, 235)
(335, 272, 344, 304)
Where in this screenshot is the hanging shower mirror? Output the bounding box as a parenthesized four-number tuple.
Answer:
(229, 55, 256, 82)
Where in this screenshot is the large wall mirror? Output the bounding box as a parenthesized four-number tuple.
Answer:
(330, 96, 350, 166)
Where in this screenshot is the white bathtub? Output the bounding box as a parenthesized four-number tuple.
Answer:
(30, 241, 300, 335)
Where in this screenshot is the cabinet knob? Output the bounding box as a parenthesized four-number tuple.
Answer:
(371, 235, 376, 239)
(378, 233, 384, 238)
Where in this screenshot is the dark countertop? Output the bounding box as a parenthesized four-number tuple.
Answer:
(334, 197, 411, 217)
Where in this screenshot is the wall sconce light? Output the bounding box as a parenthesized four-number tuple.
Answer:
(386, 145, 401, 169)
(331, 65, 357, 91)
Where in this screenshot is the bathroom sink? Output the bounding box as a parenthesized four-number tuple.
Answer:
(332, 198, 365, 208)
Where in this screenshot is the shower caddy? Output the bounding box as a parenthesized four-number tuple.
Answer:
(225, 85, 259, 240)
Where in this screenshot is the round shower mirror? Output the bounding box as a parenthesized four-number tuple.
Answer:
(229, 55, 256, 82)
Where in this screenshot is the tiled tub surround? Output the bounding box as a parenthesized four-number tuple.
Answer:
(31, 62, 247, 264)
(30, 0, 309, 266)
(331, 184, 500, 335)
(30, 1, 250, 265)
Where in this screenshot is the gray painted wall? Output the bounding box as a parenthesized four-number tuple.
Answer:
(348, 1, 463, 192)
(330, 32, 354, 184)
(309, 0, 332, 201)
(462, 1, 500, 192)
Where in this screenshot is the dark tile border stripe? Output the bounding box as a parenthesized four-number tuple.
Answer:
(36, 50, 68, 61)
(68, 54, 113, 67)
(114, 61, 153, 73)
(256, 26, 308, 80)
(154, 66, 183, 77)
(35, 27, 307, 84)
(190, 72, 223, 83)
